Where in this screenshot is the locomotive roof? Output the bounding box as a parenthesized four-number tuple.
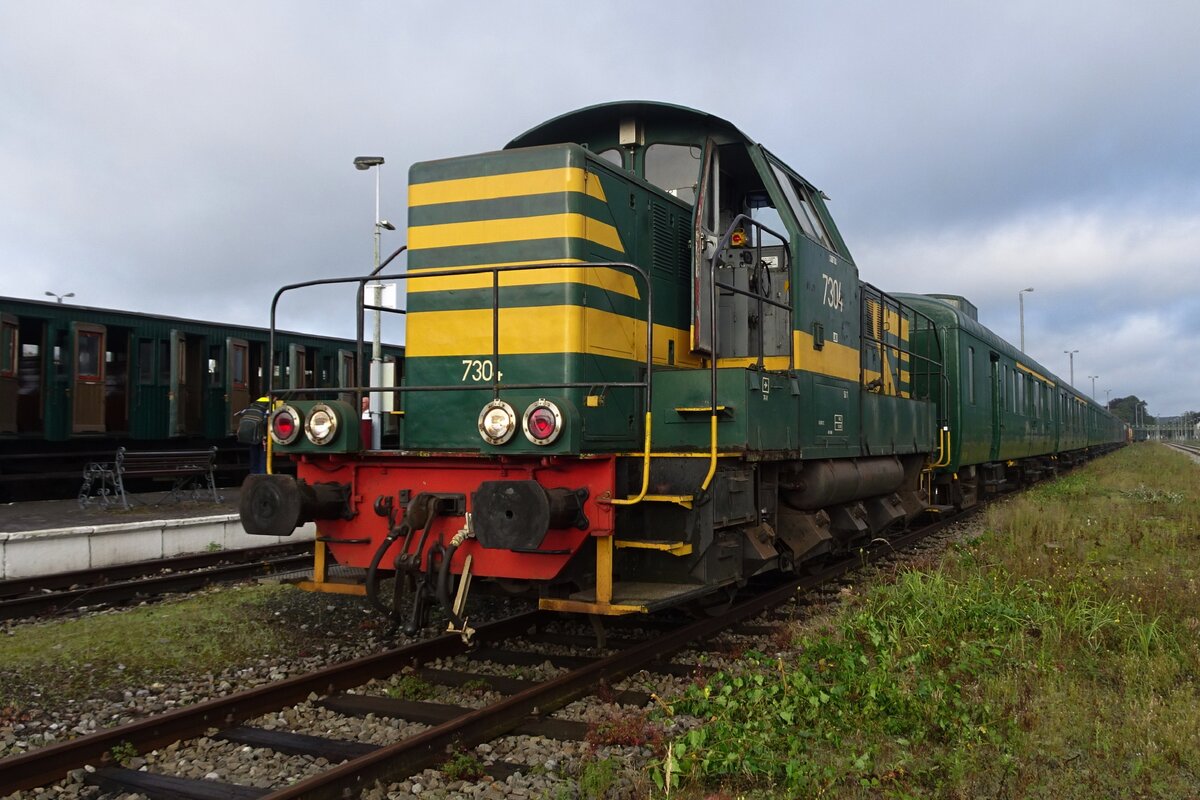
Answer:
(506, 101, 754, 150)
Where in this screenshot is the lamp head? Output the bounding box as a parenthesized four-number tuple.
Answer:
(354, 156, 385, 170)
(378, 220, 396, 231)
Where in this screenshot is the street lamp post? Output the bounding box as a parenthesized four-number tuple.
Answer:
(1018, 287, 1034, 352)
(1104, 388, 1111, 407)
(354, 155, 389, 450)
(1088, 375, 1098, 400)
(1063, 349, 1078, 386)
(44, 291, 74, 304)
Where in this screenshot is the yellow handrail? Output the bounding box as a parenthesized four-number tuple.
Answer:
(930, 426, 952, 468)
(611, 411, 652, 505)
(700, 413, 719, 491)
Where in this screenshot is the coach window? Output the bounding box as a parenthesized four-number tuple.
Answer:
(208, 346, 221, 387)
(138, 339, 154, 385)
(967, 347, 975, 404)
(643, 143, 701, 203)
(158, 340, 171, 384)
(77, 331, 101, 379)
(231, 344, 247, 389)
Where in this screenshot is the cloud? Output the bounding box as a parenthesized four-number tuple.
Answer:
(857, 203, 1200, 412)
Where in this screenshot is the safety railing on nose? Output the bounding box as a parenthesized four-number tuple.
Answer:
(264, 256, 654, 434)
(858, 282, 942, 403)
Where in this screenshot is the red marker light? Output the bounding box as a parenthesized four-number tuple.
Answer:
(522, 399, 562, 445)
(271, 406, 302, 445)
(528, 408, 556, 438)
(276, 413, 295, 437)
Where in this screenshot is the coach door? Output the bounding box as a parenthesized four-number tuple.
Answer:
(0, 315, 17, 433)
(288, 344, 306, 390)
(72, 323, 106, 433)
(989, 353, 1002, 461)
(227, 337, 249, 433)
(338, 349, 356, 404)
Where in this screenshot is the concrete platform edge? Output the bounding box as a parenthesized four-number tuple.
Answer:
(1, 518, 316, 580)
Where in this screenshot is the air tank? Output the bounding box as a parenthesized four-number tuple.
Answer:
(780, 457, 905, 510)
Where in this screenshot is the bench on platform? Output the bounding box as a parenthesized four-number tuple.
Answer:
(79, 447, 221, 510)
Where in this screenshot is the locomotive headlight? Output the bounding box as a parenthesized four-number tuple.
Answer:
(270, 405, 302, 446)
(478, 400, 517, 445)
(522, 399, 562, 445)
(304, 403, 339, 445)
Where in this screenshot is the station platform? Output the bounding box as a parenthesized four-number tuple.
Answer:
(0, 487, 314, 580)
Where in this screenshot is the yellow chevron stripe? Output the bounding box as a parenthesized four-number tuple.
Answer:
(409, 167, 608, 206)
(406, 259, 642, 300)
(409, 213, 624, 254)
(864, 299, 911, 342)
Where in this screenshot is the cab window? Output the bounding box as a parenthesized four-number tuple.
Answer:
(643, 143, 701, 204)
(770, 163, 832, 249)
(595, 148, 623, 168)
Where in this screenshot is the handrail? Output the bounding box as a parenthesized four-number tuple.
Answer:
(266, 261, 656, 481)
(266, 259, 653, 407)
(929, 425, 952, 468)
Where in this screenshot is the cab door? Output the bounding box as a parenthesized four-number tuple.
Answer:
(72, 322, 106, 433)
(168, 329, 187, 436)
(227, 337, 249, 433)
(0, 314, 17, 433)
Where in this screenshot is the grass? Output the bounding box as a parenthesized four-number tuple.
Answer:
(653, 444, 1200, 798)
(0, 584, 311, 710)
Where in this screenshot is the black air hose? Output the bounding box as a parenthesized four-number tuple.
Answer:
(365, 521, 409, 618)
(436, 541, 464, 630)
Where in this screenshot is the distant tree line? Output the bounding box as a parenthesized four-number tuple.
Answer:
(1108, 396, 1199, 428)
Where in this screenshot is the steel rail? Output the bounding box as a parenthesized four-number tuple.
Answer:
(260, 511, 973, 800)
(0, 610, 545, 794)
(0, 552, 313, 621)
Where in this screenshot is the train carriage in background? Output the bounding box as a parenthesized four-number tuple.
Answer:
(240, 101, 1125, 633)
(0, 295, 403, 495)
(899, 293, 1125, 506)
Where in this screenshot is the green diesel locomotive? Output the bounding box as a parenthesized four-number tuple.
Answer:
(240, 102, 1123, 632)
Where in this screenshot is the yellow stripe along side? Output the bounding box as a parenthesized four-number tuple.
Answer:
(1015, 361, 1055, 386)
(407, 305, 864, 383)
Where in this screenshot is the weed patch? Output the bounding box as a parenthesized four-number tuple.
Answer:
(655, 445, 1200, 798)
(0, 584, 322, 710)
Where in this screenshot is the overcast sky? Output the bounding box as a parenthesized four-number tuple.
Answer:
(2, 1, 1198, 415)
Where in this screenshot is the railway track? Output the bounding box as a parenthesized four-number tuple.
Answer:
(1165, 440, 1200, 458)
(0, 543, 313, 621)
(0, 510, 961, 799)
